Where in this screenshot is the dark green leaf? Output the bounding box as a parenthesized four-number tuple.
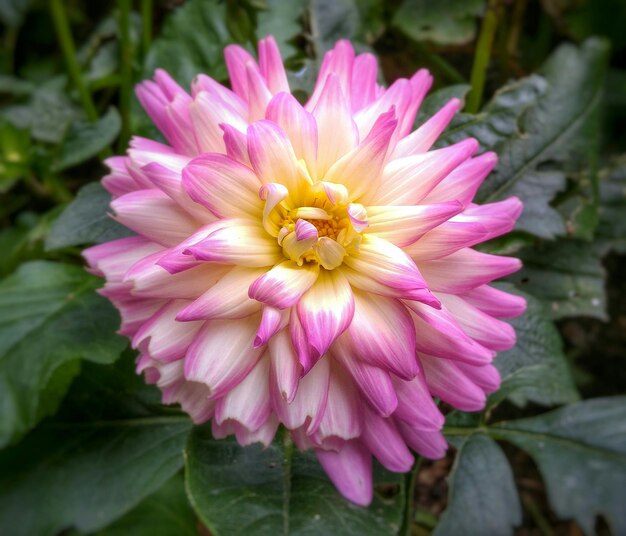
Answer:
(46, 182, 133, 250)
(2, 83, 79, 143)
(491, 288, 579, 407)
(0, 261, 127, 447)
(0, 418, 191, 536)
(597, 158, 626, 253)
(414, 84, 470, 128)
(509, 240, 608, 320)
(52, 107, 121, 172)
(492, 397, 626, 535)
(90, 474, 198, 536)
(257, 0, 307, 57)
(144, 0, 233, 87)
(435, 433, 521, 536)
(393, 0, 486, 45)
(186, 427, 405, 535)
(0, 0, 31, 27)
(309, 0, 361, 54)
(440, 39, 609, 239)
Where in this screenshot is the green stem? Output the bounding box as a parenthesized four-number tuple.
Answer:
(141, 0, 153, 56)
(522, 493, 555, 536)
(117, 0, 133, 151)
(402, 457, 422, 536)
(466, 0, 500, 113)
(49, 0, 98, 121)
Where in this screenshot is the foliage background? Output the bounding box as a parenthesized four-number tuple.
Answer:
(0, 0, 625, 534)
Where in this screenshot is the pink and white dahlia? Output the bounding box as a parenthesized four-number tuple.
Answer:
(84, 37, 525, 505)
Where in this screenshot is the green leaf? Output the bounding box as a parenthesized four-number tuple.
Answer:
(597, 158, 626, 253)
(490, 288, 579, 407)
(492, 397, 626, 534)
(434, 433, 521, 536)
(186, 427, 405, 535)
(257, 0, 307, 57)
(46, 182, 133, 251)
(0, 407, 191, 536)
(440, 39, 609, 239)
(90, 474, 198, 536)
(414, 84, 471, 128)
(144, 0, 233, 87)
(52, 107, 121, 172)
(0, 261, 127, 447)
(509, 240, 609, 320)
(2, 83, 79, 144)
(393, 0, 486, 45)
(309, 0, 361, 54)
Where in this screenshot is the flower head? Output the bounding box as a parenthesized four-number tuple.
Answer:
(84, 37, 526, 506)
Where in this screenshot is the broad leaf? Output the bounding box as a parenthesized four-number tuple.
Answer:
(91, 474, 198, 536)
(186, 427, 406, 535)
(0, 261, 127, 447)
(0, 356, 192, 536)
(52, 107, 121, 172)
(509, 240, 609, 320)
(435, 433, 521, 536)
(144, 0, 233, 86)
(597, 158, 626, 253)
(257, 0, 307, 57)
(440, 39, 609, 239)
(46, 182, 133, 250)
(309, 0, 362, 54)
(393, 0, 486, 45)
(492, 397, 626, 535)
(491, 288, 579, 407)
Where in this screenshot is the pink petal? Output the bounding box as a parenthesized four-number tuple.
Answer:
(186, 219, 282, 267)
(351, 53, 379, 112)
(310, 73, 359, 179)
(393, 98, 462, 157)
(438, 293, 516, 351)
(419, 353, 487, 412)
(224, 45, 257, 100)
(254, 306, 288, 348)
(176, 266, 265, 321)
(297, 269, 355, 358)
(182, 153, 262, 219)
(344, 234, 429, 292)
(460, 285, 527, 318)
(392, 374, 445, 432)
(421, 152, 497, 207)
(370, 138, 479, 206)
(249, 260, 320, 309)
(333, 337, 398, 417)
(268, 327, 301, 402)
(184, 315, 264, 398)
(215, 354, 271, 431)
(323, 109, 397, 201)
(316, 441, 373, 506)
(111, 189, 198, 246)
(132, 300, 202, 363)
(265, 92, 318, 178)
(245, 60, 273, 121)
(397, 422, 448, 459)
(416, 248, 522, 293)
(271, 355, 330, 433)
(346, 291, 418, 380)
(361, 408, 414, 472)
(258, 36, 289, 94)
(365, 201, 463, 247)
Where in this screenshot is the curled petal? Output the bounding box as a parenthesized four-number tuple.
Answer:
(176, 266, 264, 321)
(182, 154, 262, 219)
(316, 441, 373, 507)
(249, 260, 320, 309)
(186, 219, 282, 267)
(297, 269, 355, 359)
(185, 315, 264, 399)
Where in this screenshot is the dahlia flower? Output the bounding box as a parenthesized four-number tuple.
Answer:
(84, 37, 525, 506)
